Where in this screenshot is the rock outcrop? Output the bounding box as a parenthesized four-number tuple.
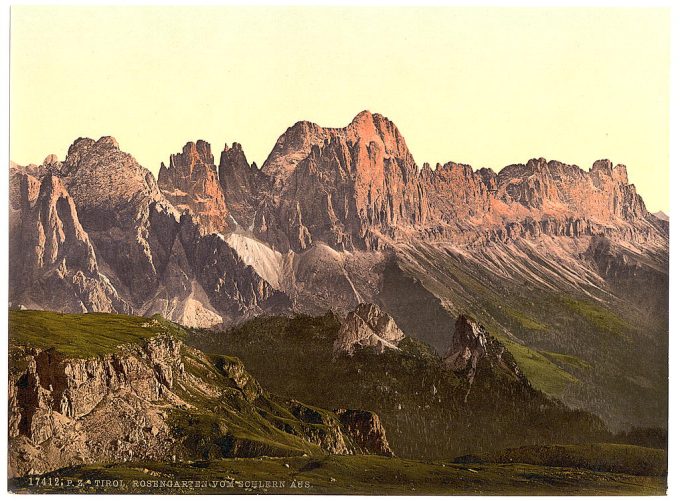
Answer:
(333, 303, 405, 355)
(8, 314, 393, 478)
(335, 409, 393, 456)
(444, 315, 526, 388)
(158, 141, 230, 235)
(9, 334, 185, 477)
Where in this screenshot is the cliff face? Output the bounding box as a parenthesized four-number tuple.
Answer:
(8, 312, 393, 478)
(335, 409, 394, 456)
(444, 315, 526, 389)
(334, 303, 405, 355)
(493, 158, 648, 226)
(52, 136, 175, 306)
(259, 111, 428, 251)
(9, 111, 668, 433)
(11, 111, 667, 326)
(218, 142, 268, 229)
(158, 141, 230, 235)
(10, 137, 297, 328)
(9, 170, 130, 314)
(249, 111, 663, 252)
(9, 334, 187, 477)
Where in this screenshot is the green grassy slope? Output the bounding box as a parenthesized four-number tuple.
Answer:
(8, 310, 367, 463)
(383, 243, 668, 432)
(9, 310, 186, 358)
(188, 313, 608, 460)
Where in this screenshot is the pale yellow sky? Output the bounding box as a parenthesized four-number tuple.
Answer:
(10, 7, 670, 212)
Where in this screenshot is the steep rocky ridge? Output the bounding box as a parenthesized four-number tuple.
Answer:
(9, 169, 130, 314)
(10, 138, 294, 328)
(158, 140, 230, 235)
(218, 142, 268, 229)
(249, 111, 666, 255)
(9, 111, 668, 434)
(8, 310, 393, 478)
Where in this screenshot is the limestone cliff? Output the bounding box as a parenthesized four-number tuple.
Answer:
(8, 312, 393, 478)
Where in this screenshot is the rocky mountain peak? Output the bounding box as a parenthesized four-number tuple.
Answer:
(654, 211, 669, 222)
(63, 137, 95, 170)
(256, 110, 425, 251)
(346, 110, 411, 161)
(333, 303, 405, 355)
(43, 154, 59, 166)
(219, 142, 250, 172)
(591, 158, 613, 174)
(63, 136, 120, 170)
(590, 159, 628, 184)
(218, 141, 267, 228)
(177, 140, 214, 167)
(96, 136, 120, 149)
(57, 136, 163, 231)
(158, 140, 229, 235)
(261, 120, 330, 185)
(350, 109, 374, 124)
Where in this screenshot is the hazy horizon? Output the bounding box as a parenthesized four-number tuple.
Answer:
(10, 6, 670, 212)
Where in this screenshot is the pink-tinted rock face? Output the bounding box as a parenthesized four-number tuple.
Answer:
(250, 111, 662, 252)
(493, 157, 647, 225)
(420, 162, 492, 223)
(8, 110, 668, 330)
(257, 111, 428, 251)
(158, 140, 230, 235)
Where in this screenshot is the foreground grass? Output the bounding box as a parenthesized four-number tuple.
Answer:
(9, 455, 665, 495)
(456, 443, 667, 477)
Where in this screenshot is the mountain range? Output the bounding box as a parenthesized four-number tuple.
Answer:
(9, 110, 669, 435)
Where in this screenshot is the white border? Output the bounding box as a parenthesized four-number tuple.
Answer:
(0, 2, 675, 501)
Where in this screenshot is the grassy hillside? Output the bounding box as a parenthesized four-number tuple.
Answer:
(189, 313, 609, 460)
(383, 244, 668, 433)
(9, 310, 186, 358)
(8, 310, 381, 468)
(8, 309, 667, 494)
